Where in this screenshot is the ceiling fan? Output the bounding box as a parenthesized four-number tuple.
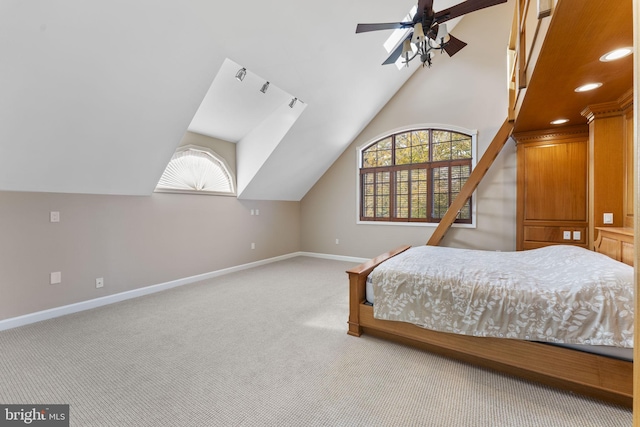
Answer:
(356, 0, 507, 67)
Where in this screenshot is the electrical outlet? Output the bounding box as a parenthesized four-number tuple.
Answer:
(96, 277, 104, 288)
(572, 231, 581, 241)
(255, 209, 260, 216)
(50, 211, 60, 223)
(563, 231, 571, 240)
(50, 271, 62, 284)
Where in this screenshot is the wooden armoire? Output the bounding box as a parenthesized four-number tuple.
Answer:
(513, 90, 634, 265)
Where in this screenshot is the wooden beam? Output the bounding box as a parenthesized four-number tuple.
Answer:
(427, 118, 514, 246)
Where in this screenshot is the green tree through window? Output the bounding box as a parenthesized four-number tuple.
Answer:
(360, 129, 473, 223)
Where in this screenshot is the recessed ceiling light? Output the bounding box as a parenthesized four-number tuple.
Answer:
(575, 82, 602, 92)
(550, 119, 569, 125)
(600, 47, 633, 62)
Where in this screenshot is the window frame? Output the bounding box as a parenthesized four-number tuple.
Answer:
(155, 144, 237, 196)
(356, 124, 478, 227)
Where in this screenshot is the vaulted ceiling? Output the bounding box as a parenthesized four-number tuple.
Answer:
(0, 1, 508, 200)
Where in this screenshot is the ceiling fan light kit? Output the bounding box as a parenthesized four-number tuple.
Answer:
(429, 23, 450, 49)
(356, 0, 507, 69)
(411, 22, 426, 44)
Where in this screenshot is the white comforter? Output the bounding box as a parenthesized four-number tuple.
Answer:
(371, 245, 634, 347)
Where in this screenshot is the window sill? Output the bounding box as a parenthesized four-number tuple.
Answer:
(356, 220, 476, 228)
(154, 189, 237, 197)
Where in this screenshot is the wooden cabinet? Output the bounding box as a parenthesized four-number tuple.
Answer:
(514, 127, 589, 250)
(582, 96, 629, 246)
(515, 92, 633, 252)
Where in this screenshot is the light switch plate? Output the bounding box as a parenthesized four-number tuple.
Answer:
(603, 213, 613, 224)
(50, 271, 61, 284)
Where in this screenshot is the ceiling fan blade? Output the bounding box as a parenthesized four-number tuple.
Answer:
(443, 34, 468, 57)
(435, 0, 508, 24)
(382, 34, 412, 65)
(356, 22, 412, 33)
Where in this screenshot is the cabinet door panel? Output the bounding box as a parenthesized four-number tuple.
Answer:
(522, 142, 587, 221)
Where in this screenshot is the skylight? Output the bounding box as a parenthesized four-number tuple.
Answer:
(383, 5, 416, 70)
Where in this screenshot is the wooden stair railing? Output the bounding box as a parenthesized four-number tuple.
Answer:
(427, 118, 514, 246)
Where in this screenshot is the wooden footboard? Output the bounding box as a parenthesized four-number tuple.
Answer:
(346, 245, 411, 337)
(346, 247, 633, 407)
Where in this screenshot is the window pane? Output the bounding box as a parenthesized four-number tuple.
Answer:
(410, 168, 427, 219)
(457, 199, 471, 220)
(412, 193, 427, 218)
(411, 144, 428, 163)
(363, 196, 374, 217)
(396, 133, 410, 149)
(375, 172, 390, 218)
(395, 133, 408, 165)
(378, 138, 392, 150)
(362, 172, 375, 217)
(362, 137, 393, 167)
(432, 130, 450, 143)
(450, 164, 470, 196)
(363, 151, 377, 168)
(411, 131, 429, 163)
(451, 133, 472, 159)
(396, 170, 409, 218)
(378, 149, 392, 166)
(432, 194, 449, 219)
(396, 147, 412, 165)
(432, 141, 452, 161)
(432, 167, 449, 219)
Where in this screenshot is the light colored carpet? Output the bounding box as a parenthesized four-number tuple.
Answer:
(0, 256, 632, 426)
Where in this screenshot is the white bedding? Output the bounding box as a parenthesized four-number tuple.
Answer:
(370, 245, 634, 349)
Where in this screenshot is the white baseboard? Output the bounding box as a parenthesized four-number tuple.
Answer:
(0, 251, 368, 332)
(298, 252, 369, 264)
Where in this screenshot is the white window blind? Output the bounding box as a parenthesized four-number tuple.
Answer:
(156, 146, 235, 195)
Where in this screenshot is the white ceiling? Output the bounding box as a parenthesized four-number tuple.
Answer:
(0, 0, 496, 200)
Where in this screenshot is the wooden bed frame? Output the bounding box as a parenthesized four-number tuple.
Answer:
(346, 245, 633, 407)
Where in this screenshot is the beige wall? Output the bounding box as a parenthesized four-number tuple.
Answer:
(0, 133, 300, 321)
(0, 6, 519, 322)
(300, 4, 517, 258)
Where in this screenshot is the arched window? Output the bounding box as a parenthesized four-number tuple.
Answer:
(359, 128, 474, 224)
(155, 145, 235, 195)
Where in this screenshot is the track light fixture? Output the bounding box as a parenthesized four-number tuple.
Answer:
(260, 81, 270, 93)
(289, 98, 297, 108)
(235, 67, 247, 82)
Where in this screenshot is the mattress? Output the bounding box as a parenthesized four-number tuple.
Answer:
(366, 245, 634, 361)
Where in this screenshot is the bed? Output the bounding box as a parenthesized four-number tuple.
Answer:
(347, 244, 634, 407)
